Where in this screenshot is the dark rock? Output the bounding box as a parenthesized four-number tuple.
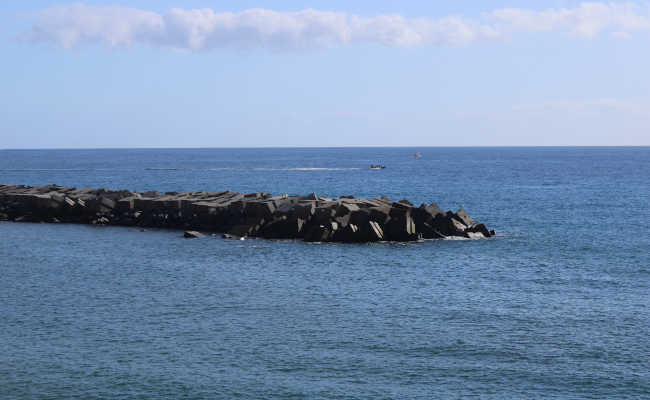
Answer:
(304, 224, 331, 242)
(190, 201, 217, 216)
(419, 222, 445, 239)
(50, 193, 66, 204)
(368, 206, 390, 224)
(221, 233, 244, 240)
(422, 203, 444, 217)
(336, 202, 360, 216)
(184, 230, 206, 238)
(412, 204, 446, 239)
(229, 217, 266, 237)
(274, 197, 297, 214)
(115, 197, 134, 212)
(228, 224, 253, 237)
(467, 223, 492, 238)
(334, 213, 351, 229)
(0, 183, 494, 243)
(391, 201, 412, 212)
(384, 210, 417, 241)
(432, 214, 469, 238)
(99, 196, 116, 210)
(349, 208, 370, 226)
(261, 216, 305, 239)
(454, 207, 473, 226)
(333, 223, 360, 242)
(313, 205, 337, 225)
(333, 220, 385, 242)
(35, 195, 61, 210)
(294, 202, 316, 219)
(367, 221, 385, 241)
(246, 201, 276, 219)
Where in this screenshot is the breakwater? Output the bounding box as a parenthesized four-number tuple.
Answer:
(0, 184, 494, 242)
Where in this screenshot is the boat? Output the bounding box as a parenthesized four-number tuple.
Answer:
(413, 152, 422, 158)
(370, 164, 386, 170)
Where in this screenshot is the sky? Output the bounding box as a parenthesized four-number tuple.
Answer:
(1, 1, 649, 148)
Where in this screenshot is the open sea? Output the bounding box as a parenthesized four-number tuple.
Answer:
(0, 147, 648, 399)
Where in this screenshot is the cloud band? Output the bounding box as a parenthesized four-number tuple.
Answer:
(21, 2, 650, 50)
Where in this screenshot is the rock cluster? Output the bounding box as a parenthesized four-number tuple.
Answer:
(0, 184, 495, 242)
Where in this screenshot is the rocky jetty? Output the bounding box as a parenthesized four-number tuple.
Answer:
(0, 184, 495, 242)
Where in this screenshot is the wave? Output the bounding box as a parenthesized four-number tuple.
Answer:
(253, 167, 361, 171)
(2, 167, 362, 172)
(144, 167, 361, 171)
(1, 168, 93, 172)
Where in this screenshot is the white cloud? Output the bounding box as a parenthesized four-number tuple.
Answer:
(490, 2, 650, 38)
(24, 4, 164, 49)
(20, 2, 650, 51)
(160, 8, 354, 50)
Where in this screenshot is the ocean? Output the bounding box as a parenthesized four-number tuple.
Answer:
(1, 147, 648, 399)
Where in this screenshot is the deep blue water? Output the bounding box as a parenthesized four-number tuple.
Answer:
(1, 147, 648, 399)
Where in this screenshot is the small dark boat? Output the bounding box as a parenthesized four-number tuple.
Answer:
(370, 164, 386, 170)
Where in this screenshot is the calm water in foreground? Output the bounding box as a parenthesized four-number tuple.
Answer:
(1, 147, 649, 399)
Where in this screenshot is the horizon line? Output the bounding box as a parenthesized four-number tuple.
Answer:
(1, 145, 649, 151)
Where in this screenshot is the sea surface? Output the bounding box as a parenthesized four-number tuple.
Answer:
(0, 147, 648, 399)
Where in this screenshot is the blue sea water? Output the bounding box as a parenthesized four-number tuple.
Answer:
(0, 147, 648, 399)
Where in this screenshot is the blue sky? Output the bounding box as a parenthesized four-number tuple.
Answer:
(1, 1, 649, 148)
